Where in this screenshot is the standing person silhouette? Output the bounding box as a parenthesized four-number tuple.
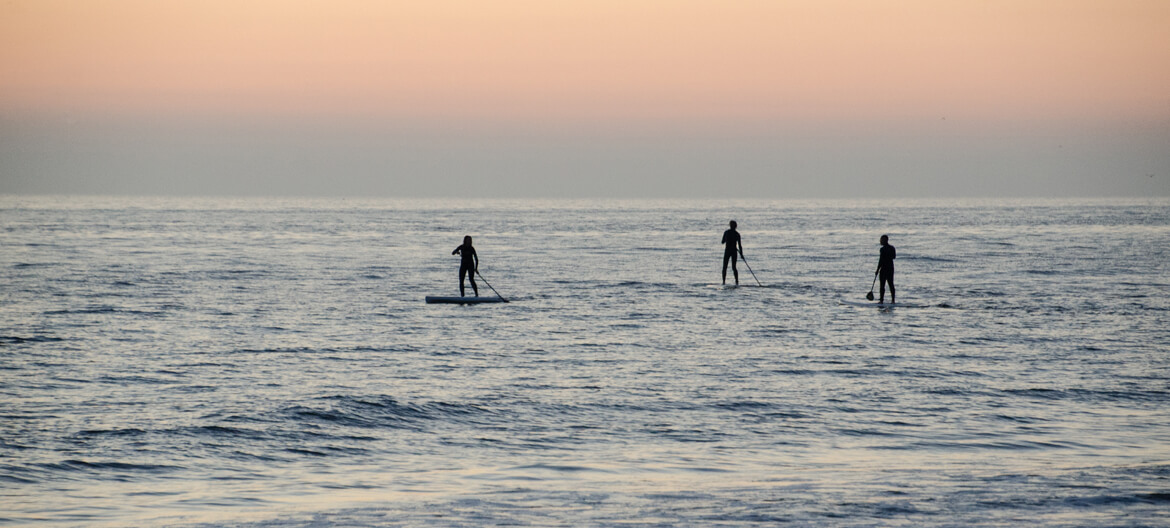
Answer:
(452, 235, 478, 297)
(721, 220, 744, 285)
(876, 234, 896, 304)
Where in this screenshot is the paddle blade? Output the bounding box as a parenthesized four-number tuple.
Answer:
(866, 291, 875, 301)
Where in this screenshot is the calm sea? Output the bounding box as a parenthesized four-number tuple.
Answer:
(2, 196, 1168, 526)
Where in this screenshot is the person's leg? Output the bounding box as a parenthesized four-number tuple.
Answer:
(889, 275, 895, 303)
(731, 254, 739, 285)
(459, 267, 467, 296)
(879, 277, 887, 303)
(722, 253, 731, 284)
(469, 272, 478, 296)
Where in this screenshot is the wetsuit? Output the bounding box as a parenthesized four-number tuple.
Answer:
(721, 228, 741, 285)
(877, 243, 895, 302)
(453, 244, 478, 296)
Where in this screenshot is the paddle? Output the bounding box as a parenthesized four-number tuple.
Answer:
(475, 270, 510, 302)
(740, 253, 763, 287)
(866, 272, 877, 301)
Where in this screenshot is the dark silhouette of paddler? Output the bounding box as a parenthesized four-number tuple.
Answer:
(452, 235, 479, 297)
(875, 234, 896, 303)
(721, 221, 744, 285)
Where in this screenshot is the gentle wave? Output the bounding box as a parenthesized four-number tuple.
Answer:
(2, 197, 1167, 527)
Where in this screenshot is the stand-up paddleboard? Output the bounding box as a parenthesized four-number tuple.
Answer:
(425, 296, 507, 304)
(839, 299, 922, 308)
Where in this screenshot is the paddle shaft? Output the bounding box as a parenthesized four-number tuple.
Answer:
(740, 253, 763, 287)
(475, 270, 509, 302)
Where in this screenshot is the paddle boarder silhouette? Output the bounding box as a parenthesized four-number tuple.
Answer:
(876, 234, 896, 303)
(452, 235, 479, 297)
(721, 221, 743, 285)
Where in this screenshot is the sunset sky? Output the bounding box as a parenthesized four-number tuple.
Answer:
(2, 0, 1168, 197)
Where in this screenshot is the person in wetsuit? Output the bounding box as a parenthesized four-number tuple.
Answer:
(452, 235, 479, 297)
(875, 234, 896, 303)
(721, 220, 744, 285)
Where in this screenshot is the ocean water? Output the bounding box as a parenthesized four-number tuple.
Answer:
(1, 196, 1168, 527)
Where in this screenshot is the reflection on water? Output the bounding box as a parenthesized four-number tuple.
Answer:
(1, 196, 1168, 526)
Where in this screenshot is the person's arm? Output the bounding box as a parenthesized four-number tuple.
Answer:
(721, 231, 727, 244)
(737, 237, 744, 257)
(452, 246, 461, 256)
(472, 249, 479, 271)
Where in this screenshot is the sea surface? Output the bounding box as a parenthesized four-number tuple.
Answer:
(2, 196, 1168, 527)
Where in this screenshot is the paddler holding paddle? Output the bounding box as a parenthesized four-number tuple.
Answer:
(721, 220, 744, 285)
(452, 235, 479, 297)
(875, 235, 896, 304)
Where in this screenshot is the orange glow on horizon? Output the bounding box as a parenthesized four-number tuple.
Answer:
(1, 0, 1168, 124)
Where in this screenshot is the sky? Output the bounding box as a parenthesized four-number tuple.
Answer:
(1, 0, 1168, 198)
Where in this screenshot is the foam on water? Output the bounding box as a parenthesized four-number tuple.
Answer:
(1, 196, 1168, 526)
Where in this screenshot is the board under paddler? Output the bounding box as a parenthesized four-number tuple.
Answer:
(839, 299, 925, 308)
(425, 296, 508, 304)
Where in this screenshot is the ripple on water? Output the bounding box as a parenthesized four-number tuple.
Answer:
(2, 197, 1168, 526)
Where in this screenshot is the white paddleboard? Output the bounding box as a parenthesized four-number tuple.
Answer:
(425, 296, 508, 304)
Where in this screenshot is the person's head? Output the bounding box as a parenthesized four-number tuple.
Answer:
(880, 235, 889, 245)
(463, 235, 473, 246)
(729, 220, 737, 229)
